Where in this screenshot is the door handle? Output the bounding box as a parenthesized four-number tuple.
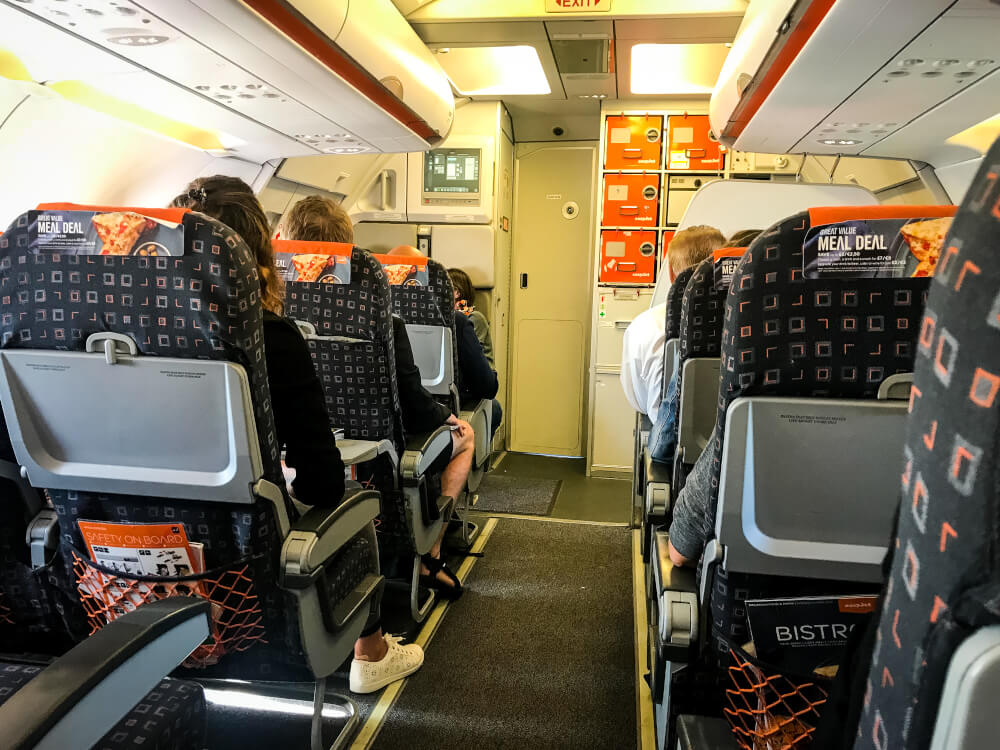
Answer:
(520, 273, 528, 289)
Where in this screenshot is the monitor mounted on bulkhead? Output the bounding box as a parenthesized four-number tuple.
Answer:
(421, 148, 482, 207)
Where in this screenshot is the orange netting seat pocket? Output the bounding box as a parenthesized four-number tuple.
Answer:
(72, 551, 267, 669)
(723, 646, 831, 750)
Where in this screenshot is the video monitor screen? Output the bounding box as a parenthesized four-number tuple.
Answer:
(423, 148, 481, 195)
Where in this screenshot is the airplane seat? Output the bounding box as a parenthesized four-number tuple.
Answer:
(641, 265, 696, 564)
(660, 204, 955, 748)
(849, 141, 1000, 750)
(279, 241, 455, 623)
(0, 598, 212, 750)
(672, 259, 727, 502)
(0, 208, 384, 748)
(376, 254, 489, 546)
(380, 254, 494, 490)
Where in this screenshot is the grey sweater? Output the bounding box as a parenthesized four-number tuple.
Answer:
(667, 425, 718, 562)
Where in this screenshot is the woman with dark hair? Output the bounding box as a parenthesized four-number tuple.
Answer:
(171, 176, 423, 695)
(447, 268, 493, 367)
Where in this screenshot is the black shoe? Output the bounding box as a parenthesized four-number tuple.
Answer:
(419, 553, 463, 601)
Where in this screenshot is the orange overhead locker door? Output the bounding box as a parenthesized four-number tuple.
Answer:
(667, 114, 724, 171)
(602, 173, 660, 227)
(600, 230, 656, 284)
(604, 114, 664, 170)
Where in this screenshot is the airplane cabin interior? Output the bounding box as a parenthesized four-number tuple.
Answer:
(0, 1, 999, 749)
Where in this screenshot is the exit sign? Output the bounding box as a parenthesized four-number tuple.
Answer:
(545, 0, 611, 11)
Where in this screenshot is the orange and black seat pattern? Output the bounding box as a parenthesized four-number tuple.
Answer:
(855, 143, 1000, 750)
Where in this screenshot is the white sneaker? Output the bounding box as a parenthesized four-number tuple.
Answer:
(349, 634, 424, 694)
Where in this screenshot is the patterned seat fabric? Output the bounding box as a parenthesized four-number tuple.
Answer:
(0, 661, 205, 749)
(854, 145, 1000, 750)
(0, 489, 74, 655)
(286, 247, 418, 558)
(0, 210, 307, 680)
(286, 246, 403, 447)
(706, 210, 933, 652)
(382, 255, 463, 394)
(661, 266, 696, 403)
(666, 266, 697, 342)
(671, 259, 727, 471)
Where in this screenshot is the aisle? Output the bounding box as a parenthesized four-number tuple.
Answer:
(360, 517, 636, 750)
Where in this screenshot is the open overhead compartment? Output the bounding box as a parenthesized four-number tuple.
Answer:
(710, 0, 1000, 167)
(0, 0, 455, 159)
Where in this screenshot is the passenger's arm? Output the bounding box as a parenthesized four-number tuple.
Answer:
(393, 316, 452, 432)
(470, 311, 495, 368)
(666, 430, 717, 567)
(456, 315, 498, 400)
(264, 315, 346, 506)
(619, 326, 645, 413)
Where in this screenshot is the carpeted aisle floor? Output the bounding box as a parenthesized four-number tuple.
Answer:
(474, 474, 561, 515)
(370, 518, 636, 750)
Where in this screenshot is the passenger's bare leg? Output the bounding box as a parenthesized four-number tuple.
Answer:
(420, 417, 474, 586)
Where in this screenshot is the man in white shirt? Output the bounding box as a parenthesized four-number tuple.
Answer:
(620, 225, 725, 417)
(621, 302, 667, 418)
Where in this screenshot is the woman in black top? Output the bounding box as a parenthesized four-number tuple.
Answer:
(171, 176, 423, 694)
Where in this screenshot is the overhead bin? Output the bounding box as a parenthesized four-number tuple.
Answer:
(710, 0, 1000, 167)
(1, 0, 454, 156)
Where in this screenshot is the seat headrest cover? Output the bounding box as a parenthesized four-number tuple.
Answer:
(805, 205, 958, 281)
(36, 203, 189, 223)
(807, 205, 957, 227)
(19, 206, 188, 257)
(713, 247, 747, 290)
(373, 253, 430, 287)
(271, 239, 353, 256)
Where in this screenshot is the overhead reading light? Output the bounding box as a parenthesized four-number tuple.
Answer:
(819, 139, 863, 146)
(434, 45, 550, 96)
(630, 44, 730, 95)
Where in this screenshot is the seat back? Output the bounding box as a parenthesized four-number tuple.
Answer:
(277, 240, 403, 448)
(661, 265, 696, 401)
(0, 206, 302, 677)
(374, 254, 459, 398)
(674, 259, 729, 465)
(705, 204, 955, 652)
(856, 148, 1000, 750)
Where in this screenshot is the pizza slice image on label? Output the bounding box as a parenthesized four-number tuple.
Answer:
(291, 254, 332, 282)
(383, 263, 417, 285)
(92, 212, 150, 255)
(900, 217, 953, 277)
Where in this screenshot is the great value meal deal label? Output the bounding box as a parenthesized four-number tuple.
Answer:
(275, 252, 352, 284)
(803, 216, 953, 279)
(713, 247, 746, 290)
(25, 210, 184, 256)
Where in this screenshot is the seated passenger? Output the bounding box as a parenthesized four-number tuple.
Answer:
(171, 177, 423, 694)
(648, 229, 762, 465)
(447, 268, 494, 366)
(283, 196, 473, 599)
(621, 225, 726, 418)
(666, 424, 717, 568)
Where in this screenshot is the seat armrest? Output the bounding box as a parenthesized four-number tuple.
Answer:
(280, 490, 383, 629)
(643, 448, 671, 523)
(402, 425, 453, 480)
(652, 531, 698, 663)
(0, 598, 210, 750)
(459, 398, 492, 469)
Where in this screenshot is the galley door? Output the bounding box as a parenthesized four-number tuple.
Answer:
(509, 143, 597, 456)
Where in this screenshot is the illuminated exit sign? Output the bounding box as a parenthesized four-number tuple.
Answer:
(545, 0, 611, 11)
